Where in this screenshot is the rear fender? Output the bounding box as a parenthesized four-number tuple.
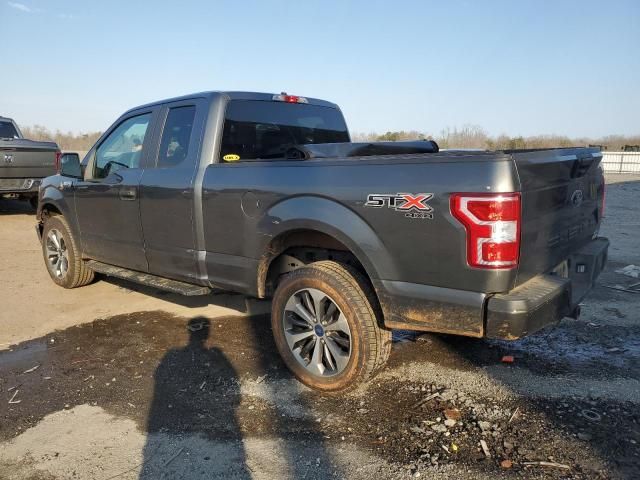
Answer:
(258, 196, 397, 283)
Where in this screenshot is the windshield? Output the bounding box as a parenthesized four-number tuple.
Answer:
(220, 100, 350, 161)
(0, 121, 20, 139)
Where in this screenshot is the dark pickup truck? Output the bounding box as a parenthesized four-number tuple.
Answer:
(36, 91, 609, 391)
(1, 116, 60, 207)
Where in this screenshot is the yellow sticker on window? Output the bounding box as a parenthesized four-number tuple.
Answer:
(223, 154, 240, 162)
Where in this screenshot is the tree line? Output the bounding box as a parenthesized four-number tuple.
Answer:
(353, 126, 640, 151)
(20, 125, 102, 152)
(20, 124, 640, 152)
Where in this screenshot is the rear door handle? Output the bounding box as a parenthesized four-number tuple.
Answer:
(119, 186, 137, 201)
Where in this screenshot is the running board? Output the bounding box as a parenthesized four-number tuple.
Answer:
(85, 260, 212, 296)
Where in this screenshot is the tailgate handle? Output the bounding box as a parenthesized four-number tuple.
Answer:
(119, 186, 137, 201)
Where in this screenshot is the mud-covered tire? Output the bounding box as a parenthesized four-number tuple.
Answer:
(41, 215, 94, 288)
(271, 260, 391, 393)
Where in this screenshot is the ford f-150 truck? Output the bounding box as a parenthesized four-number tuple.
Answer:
(1, 116, 60, 207)
(36, 91, 609, 391)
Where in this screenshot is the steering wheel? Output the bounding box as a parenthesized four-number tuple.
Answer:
(104, 160, 129, 176)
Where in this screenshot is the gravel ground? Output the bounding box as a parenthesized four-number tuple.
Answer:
(0, 174, 638, 480)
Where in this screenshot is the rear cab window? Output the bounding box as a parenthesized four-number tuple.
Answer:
(220, 100, 349, 162)
(0, 121, 19, 139)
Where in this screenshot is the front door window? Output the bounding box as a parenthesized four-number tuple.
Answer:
(94, 113, 151, 179)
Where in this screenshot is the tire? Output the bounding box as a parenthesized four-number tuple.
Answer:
(42, 215, 94, 288)
(271, 260, 391, 393)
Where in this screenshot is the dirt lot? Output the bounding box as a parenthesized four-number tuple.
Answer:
(1, 175, 639, 480)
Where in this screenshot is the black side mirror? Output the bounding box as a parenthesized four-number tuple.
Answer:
(60, 153, 82, 178)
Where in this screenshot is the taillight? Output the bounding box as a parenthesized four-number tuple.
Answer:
(55, 151, 62, 173)
(450, 193, 521, 269)
(272, 93, 309, 104)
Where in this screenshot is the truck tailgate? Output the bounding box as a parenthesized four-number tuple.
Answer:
(514, 148, 604, 286)
(0, 139, 58, 179)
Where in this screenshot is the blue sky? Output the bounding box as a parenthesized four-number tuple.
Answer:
(2, 0, 639, 137)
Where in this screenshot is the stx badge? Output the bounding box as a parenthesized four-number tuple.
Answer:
(364, 193, 434, 219)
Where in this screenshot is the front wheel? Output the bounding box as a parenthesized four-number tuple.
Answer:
(271, 261, 391, 392)
(42, 216, 94, 288)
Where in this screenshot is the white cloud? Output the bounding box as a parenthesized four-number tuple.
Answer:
(7, 1, 43, 13)
(7, 1, 32, 12)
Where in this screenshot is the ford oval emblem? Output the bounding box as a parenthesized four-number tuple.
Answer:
(571, 189, 584, 207)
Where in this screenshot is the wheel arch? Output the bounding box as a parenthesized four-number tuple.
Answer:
(37, 187, 80, 250)
(256, 197, 397, 298)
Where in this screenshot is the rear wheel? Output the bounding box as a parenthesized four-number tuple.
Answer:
(42, 216, 94, 288)
(271, 260, 391, 392)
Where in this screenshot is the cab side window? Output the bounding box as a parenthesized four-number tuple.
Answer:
(157, 106, 196, 168)
(94, 113, 151, 179)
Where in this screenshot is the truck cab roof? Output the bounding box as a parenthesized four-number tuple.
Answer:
(122, 91, 341, 117)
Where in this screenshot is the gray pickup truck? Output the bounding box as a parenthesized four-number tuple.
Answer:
(1, 116, 60, 207)
(36, 91, 609, 391)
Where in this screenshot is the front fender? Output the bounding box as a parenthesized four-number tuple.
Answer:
(259, 195, 398, 281)
(37, 176, 80, 243)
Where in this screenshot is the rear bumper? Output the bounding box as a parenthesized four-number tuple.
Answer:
(485, 237, 609, 339)
(374, 237, 609, 340)
(0, 178, 42, 194)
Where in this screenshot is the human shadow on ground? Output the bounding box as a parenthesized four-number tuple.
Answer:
(139, 317, 250, 478)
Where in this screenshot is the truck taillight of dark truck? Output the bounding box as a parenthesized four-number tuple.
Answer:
(35, 91, 609, 392)
(450, 193, 521, 269)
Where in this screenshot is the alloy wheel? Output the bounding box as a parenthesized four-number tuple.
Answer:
(282, 288, 352, 377)
(45, 229, 69, 279)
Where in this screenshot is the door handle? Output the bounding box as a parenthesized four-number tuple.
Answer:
(119, 186, 137, 201)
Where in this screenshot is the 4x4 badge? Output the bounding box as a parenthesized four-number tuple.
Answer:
(364, 193, 434, 219)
